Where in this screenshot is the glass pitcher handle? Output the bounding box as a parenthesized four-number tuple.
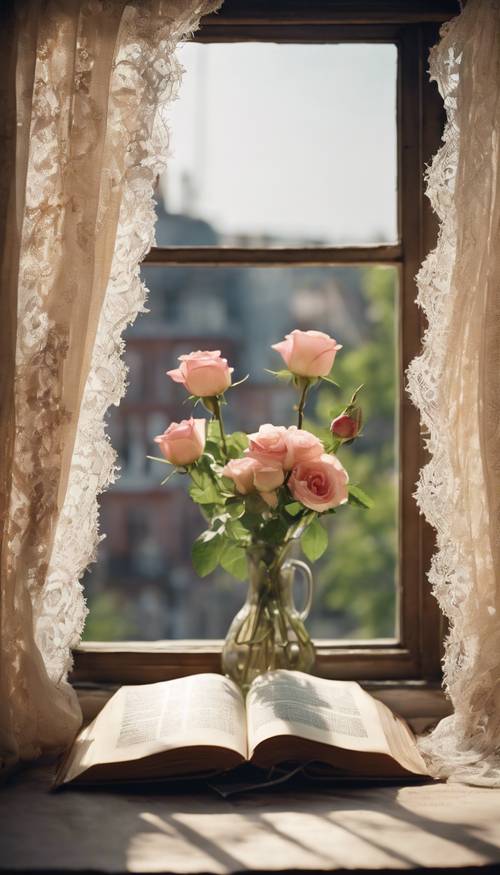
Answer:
(287, 559, 314, 621)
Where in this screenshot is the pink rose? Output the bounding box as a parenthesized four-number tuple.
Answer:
(252, 463, 285, 493)
(246, 424, 288, 467)
(288, 453, 348, 512)
(272, 329, 342, 378)
(223, 457, 284, 496)
(222, 457, 260, 494)
(154, 418, 206, 466)
(284, 426, 324, 470)
(167, 350, 233, 397)
(331, 407, 362, 440)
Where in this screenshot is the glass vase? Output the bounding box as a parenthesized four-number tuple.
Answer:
(221, 543, 316, 692)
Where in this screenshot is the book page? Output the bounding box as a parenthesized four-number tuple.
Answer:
(371, 695, 428, 775)
(60, 673, 246, 784)
(247, 670, 390, 758)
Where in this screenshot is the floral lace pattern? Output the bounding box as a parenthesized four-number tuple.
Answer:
(407, 0, 500, 785)
(42, 0, 222, 682)
(2, 0, 220, 768)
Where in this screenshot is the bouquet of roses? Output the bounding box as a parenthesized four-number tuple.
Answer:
(150, 329, 371, 581)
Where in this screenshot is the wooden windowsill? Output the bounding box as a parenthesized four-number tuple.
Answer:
(2, 762, 500, 874)
(143, 243, 403, 266)
(72, 638, 441, 687)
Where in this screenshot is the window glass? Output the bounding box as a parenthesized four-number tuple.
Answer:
(83, 260, 398, 641)
(158, 42, 398, 247)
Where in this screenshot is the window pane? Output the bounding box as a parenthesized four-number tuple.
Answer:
(83, 265, 398, 641)
(157, 42, 398, 247)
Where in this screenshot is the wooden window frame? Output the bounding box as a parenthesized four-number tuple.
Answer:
(72, 2, 451, 688)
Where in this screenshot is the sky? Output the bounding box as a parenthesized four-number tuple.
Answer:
(160, 42, 398, 245)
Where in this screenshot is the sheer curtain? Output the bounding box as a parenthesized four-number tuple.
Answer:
(408, 0, 500, 785)
(0, 0, 220, 774)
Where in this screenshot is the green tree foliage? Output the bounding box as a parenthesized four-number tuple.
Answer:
(82, 591, 138, 640)
(309, 266, 397, 638)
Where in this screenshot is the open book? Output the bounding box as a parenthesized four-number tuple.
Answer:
(55, 670, 428, 787)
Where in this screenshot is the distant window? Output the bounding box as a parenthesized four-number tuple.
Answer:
(83, 41, 400, 645)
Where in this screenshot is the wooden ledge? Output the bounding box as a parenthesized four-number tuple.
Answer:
(72, 639, 432, 686)
(2, 764, 499, 874)
(143, 245, 403, 267)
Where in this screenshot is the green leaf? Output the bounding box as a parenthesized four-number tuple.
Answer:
(241, 511, 263, 533)
(226, 431, 248, 458)
(191, 532, 224, 577)
(348, 485, 374, 509)
(146, 455, 172, 465)
(260, 516, 289, 546)
(228, 374, 250, 390)
(160, 469, 178, 487)
(301, 518, 328, 562)
(226, 518, 251, 543)
(264, 368, 294, 382)
(189, 472, 220, 505)
(207, 420, 222, 441)
(194, 453, 218, 477)
(207, 462, 226, 479)
(349, 384, 365, 404)
(199, 503, 218, 523)
(220, 543, 248, 580)
(211, 510, 231, 528)
(225, 500, 246, 519)
(321, 433, 342, 455)
(285, 502, 303, 517)
(182, 394, 202, 407)
(320, 374, 340, 387)
(204, 441, 224, 464)
(220, 475, 237, 494)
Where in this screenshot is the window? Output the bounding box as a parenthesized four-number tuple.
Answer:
(75, 4, 446, 686)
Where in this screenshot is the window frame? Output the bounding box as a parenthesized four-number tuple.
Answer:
(72, 4, 450, 688)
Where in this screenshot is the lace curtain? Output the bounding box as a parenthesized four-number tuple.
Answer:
(408, 0, 500, 785)
(0, 0, 220, 774)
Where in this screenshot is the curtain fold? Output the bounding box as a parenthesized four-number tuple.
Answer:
(0, 0, 221, 775)
(408, 0, 500, 785)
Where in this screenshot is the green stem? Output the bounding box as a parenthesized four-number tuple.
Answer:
(213, 396, 229, 460)
(297, 380, 310, 429)
(281, 379, 311, 485)
(279, 512, 315, 562)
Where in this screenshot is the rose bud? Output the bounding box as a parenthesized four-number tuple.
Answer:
(330, 406, 362, 440)
(154, 418, 206, 466)
(272, 329, 342, 378)
(288, 453, 348, 513)
(167, 350, 233, 397)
